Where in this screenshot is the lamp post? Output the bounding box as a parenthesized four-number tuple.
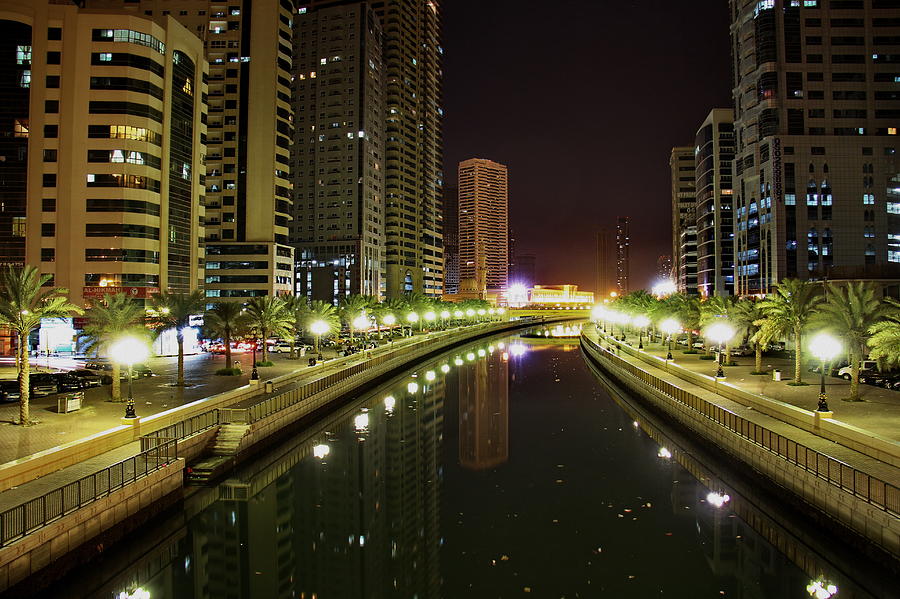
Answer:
(424, 310, 436, 332)
(407, 312, 419, 335)
(440, 310, 450, 329)
(382, 313, 396, 343)
(706, 322, 735, 379)
(352, 314, 369, 349)
(250, 338, 260, 380)
(660, 318, 680, 363)
(809, 332, 841, 412)
(633, 315, 650, 349)
(109, 336, 150, 420)
(310, 320, 329, 359)
(454, 310, 464, 327)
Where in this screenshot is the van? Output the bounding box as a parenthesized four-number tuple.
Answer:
(837, 360, 878, 380)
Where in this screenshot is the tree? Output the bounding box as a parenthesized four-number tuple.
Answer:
(732, 299, 768, 373)
(79, 293, 148, 400)
(305, 300, 340, 354)
(664, 293, 701, 350)
(868, 298, 900, 370)
(203, 302, 248, 370)
(756, 279, 824, 384)
(148, 290, 206, 386)
(244, 296, 292, 363)
(814, 282, 888, 401)
(281, 296, 309, 359)
(0, 266, 82, 424)
(339, 294, 373, 343)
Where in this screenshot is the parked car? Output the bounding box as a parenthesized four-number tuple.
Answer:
(53, 372, 86, 392)
(132, 364, 154, 377)
(69, 369, 102, 388)
(837, 361, 878, 380)
(270, 341, 293, 354)
(29, 373, 58, 396)
(0, 381, 20, 403)
(730, 345, 753, 357)
(692, 341, 706, 349)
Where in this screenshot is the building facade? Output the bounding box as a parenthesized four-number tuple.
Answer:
(291, 2, 385, 303)
(89, 0, 297, 302)
(670, 146, 698, 294)
(695, 108, 735, 297)
(458, 158, 508, 292)
(616, 216, 630, 294)
(442, 183, 459, 294)
(730, 0, 900, 295)
(596, 228, 617, 299)
(2, 0, 207, 307)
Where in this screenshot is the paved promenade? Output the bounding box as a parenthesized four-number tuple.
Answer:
(595, 326, 900, 443)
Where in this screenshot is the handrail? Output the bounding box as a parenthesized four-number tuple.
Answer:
(582, 334, 900, 518)
(0, 439, 178, 547)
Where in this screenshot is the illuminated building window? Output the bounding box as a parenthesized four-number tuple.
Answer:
(16, 45, 31, 64)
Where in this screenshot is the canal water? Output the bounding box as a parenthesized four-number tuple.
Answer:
(35, 329, 897, 598)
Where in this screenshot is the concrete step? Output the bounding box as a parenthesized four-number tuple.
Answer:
(210, 424, 250, 457)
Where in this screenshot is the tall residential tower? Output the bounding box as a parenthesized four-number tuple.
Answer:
(730, 0, 900, 294)
(670, 146, 698, 294)
(457, 158, 508, 292)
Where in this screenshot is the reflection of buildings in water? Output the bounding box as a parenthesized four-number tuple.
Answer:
(459, 353, 509, 470)
(177, 372, 445, 599)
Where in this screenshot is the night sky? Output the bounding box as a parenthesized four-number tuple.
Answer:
(442, 0, 733, 292)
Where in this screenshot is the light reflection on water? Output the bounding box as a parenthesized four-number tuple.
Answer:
(37, 330, 896, 599)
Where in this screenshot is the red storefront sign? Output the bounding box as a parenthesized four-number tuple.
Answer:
(82, 286, 160, 299)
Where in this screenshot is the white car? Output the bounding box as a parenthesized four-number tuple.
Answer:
(837, 360, 877, 380)
(270, 342, 293, 354)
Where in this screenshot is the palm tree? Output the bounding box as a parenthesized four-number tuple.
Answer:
(813, 282, 888, 401)
(244, 296, 292, 363)
(339, 294, 373, 343)
(0, 266, 82, 424)
(665, 293, 701, 350)
(305, 300, 340, 354)
(756, 279, 824, 384)
(281, 295, 309, 359)
(868, 298, 900, 370)
(203, 302, 248, 370)
(148, 290, 206, 386)
(732, 299, 768, 373)
(79, 293, 148, 400)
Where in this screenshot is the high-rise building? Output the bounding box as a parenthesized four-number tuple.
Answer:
(442, 183, 459, 294)
(291, 3, 385, 303)
(656, 254, 673, 280)
(89, 0, 297, 302)
(616, 216, 630, 294)
(378, 0, 444, 298)
(670, 146, 698, 294)
(3, 0, 207, 307)
(596, 228, 616, 299)
(730, 0, 900, 295)
(458, 158, 508, 292)
(695, 108, 735, 297)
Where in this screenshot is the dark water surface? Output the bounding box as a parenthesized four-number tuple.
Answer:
(37, 331, 896, 598)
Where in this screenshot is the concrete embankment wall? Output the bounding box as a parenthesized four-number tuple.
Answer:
(581, 333, 900, 562)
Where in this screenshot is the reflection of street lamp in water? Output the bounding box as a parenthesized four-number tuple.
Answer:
(109, 336, 150, 420)
(809, 332, 841, 412)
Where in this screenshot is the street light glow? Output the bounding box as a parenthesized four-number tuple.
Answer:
(633, 315, 651, 328)
(706, 322, 735, 345)
(313, 444, 330, 458)
(454, 310, 464, 318)
(440, 310, 451, 319)
(108, 336, 150, 366)
(660, 318, 680, 335)
(382, 313, 396, 326)
(310, 320, 329, 336)
(407, 312, 419, 323)
(809, 332, 842, 362)
(352, 314, 369, 331)
(651, 279, 677, 297)
(424, 311, 436, 322)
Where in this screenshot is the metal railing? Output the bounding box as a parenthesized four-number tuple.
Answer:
(583, 335, 900, 517)
(140, 410, 219, 450)
(0, 439, 178, 547)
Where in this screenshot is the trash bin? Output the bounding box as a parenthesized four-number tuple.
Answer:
(773, 369, 781, 381)
(265, 381, 274, 393)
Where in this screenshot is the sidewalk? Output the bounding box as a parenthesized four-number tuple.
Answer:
(597, 326, 900, 443)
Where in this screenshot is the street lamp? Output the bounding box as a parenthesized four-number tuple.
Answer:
(352, 314, 369, 347)
(310, 319, 329, 359)
(633, 315, 650, 349)
(406, 312, 419, 335)
(109, 336, 150, 420)
(809, 332, 841, 412)
(706, 322, 735, 379)
(382, 313, 396, 342)
(660, 318, 680, 362)
(250, 337, 259, 380)
(440, 310, 450, 328)
(424, 310, 436, 331)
